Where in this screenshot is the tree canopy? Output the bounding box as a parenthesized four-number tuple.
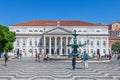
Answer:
(0, 25, 16, 52)
(111, 42, 120, 53)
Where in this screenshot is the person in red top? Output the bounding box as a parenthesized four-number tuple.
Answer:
(97, 53, 101, 60)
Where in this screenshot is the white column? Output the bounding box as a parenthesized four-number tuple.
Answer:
(60, 37, 62, 55)
(20, 38, 22, 50)
(100, 38, 103, 55)
(106, 37, 109, 55)
(94, 37, 97, 55)
(55, 37, 57, 54)
(44, 36, 46, 54)
(66, 37, 68, 54)
(49, 37, 51, 55)
(26, 38, 29, 55)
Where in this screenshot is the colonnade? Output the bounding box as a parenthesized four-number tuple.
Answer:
(43, 36, 72, 55)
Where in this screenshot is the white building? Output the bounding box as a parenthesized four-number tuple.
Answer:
(9, 20, 109, 56)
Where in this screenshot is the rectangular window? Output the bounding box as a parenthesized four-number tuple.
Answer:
(35, 40, 37, 46)
(30, 40, 32, 46)
(23, 40, 25, 46)
(103, 41, 106, 46)
(91, 41, 93, 46)
(97, 41, 100, 46)
(84, 30, 87, 32)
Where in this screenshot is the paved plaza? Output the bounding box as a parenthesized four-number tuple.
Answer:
(0, 57, 120, 80)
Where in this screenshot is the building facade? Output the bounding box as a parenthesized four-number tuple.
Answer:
(109, 22, 120, 36)
(108, 22, 120, 50)
(9, 20, 109, 56)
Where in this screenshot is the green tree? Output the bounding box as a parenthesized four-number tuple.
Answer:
(0, 25, 16, 57)
(111, 42, 120, 54)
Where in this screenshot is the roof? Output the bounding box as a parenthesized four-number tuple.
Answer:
(114, 27, 120, 31)
(11, 20, 103, 26)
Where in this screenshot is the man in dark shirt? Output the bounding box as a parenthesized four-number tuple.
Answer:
(4, 52, 9, 66)
(72, 55, 76, 70)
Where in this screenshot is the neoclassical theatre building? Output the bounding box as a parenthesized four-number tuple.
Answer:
(9, 20, 109, 56)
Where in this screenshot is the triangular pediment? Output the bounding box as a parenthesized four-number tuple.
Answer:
(44, 27, 72, 34)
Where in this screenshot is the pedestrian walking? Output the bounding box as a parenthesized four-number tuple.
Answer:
(4, 52, 9, 66)
(83, 51, 88, 69)
(35, 52, 38, 62)
(19, 50, 22, 60)
(46, 54, 50, 61)
(97, 53, 101, 60)
(109, 54, 112, 62)
(17, 49, 19, 58)
(72, 55, 76, 70)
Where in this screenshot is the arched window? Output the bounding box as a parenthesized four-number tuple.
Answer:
(16, 30, 20, 32)
(35, 40, 37, 46)
(34, 30, 38, 32)
(97, 41, 100, 46)
(29, 30, 33, 32)
(30, 40, 32, 46)
(96, 30, 100, 32)
(91, 41, 93, 46)
(39, 39, 43, 47)
(103, 41, 106, 46)
(78, 30, 81, 32)
(39, 30, 43, 32)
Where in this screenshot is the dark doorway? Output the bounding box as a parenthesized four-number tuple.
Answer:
(57, 49, 59, 55)
(46, 49, 49, 54)
(62, 49, 64, 54)
(97, 49, 100, 55)
(52, 49, 54, 55)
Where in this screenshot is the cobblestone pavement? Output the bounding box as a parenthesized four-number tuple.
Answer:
(0, 57, 120, 80)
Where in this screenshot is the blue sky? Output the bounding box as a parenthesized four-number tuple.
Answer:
(0, 0, 120, 26)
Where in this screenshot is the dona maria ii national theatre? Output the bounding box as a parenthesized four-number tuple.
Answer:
(9, 20, 109, 57)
